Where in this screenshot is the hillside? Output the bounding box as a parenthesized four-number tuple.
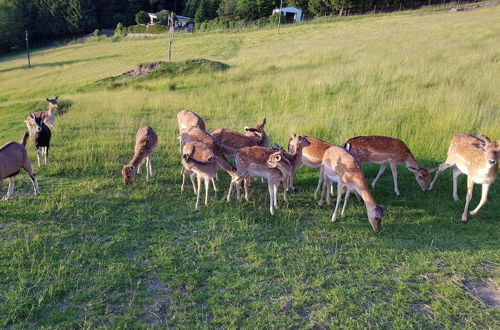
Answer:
(0, 6, 499, 328)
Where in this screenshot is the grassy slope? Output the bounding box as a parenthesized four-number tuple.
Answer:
(0, 6, 499, 328)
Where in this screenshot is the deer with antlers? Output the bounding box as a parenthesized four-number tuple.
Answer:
(344, 136, 435, 196)
(320, 145, 386, 232)
(428, 134, 499, 222)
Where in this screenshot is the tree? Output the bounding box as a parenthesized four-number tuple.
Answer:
(135, 10, 150, 24)
(156, 9, 170, 25)
(217, 0, 237, 20)
(0, 2, 22, 52)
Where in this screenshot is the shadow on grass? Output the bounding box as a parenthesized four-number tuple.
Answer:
(0, 55, 119, 73)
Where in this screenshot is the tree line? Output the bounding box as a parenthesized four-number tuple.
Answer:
(0, 0, 480, 54)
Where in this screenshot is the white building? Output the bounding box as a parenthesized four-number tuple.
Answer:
(273, 7, 303, 23)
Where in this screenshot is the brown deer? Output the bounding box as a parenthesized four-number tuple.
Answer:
(428, 134, 499, 222)
(344, 136, 435, 196)
(122, 126, 158, 185)
(227, 146, 292, 215)
(211, 118, 269, 157)
(321, 145, 386, 232)
(25, 97, 58, 128)
(182, 142, 218, 211)
(180, 126, 237, 180)
(276, 134, 311, 191)
(177, 110, 205, 153)
(0, 133, 40, 199)
(288, 136, 333, 199)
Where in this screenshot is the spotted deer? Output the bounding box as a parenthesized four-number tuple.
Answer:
(428, 134, 499, 222)
(180, 126, 237, 180)
(26, 96, 58, 128)
(0, 133, 40, 200)
(211, 118, 269, 157)
(177, 110, 206, 153)
(344, 136, 435, 196)
(182, 142, 218, 211)
(121, 126, 158, 185)
(288, 136, 334, 199)
(275, 134, 311, 191)
(227, 146, 292, 215)
(321, 145, 386, 232)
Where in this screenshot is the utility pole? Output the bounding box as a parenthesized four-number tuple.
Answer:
(168, 12, 174, 61)
(277, 0, 283, 34)
(25, 30, 31, 67)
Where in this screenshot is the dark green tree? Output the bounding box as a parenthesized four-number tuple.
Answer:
(135, 10, 150, 24)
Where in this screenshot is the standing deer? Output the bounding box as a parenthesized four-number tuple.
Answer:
(276, 134, 311, 191)
(122, 126, 158, 185)
(0, 133, 40, 199)
(211, 118, 269, 157)
(26, 113, 51, 167)
(182, 142, 218, 211)
(344, 136, 435, 196)
(25, 96, 59, 128)
(227, 146, 292, 215)
(177, 110, 205, 153)
(428, 134, 499, 222)
(321, 145, 386, 232)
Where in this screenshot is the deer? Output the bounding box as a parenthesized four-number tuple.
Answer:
(180, 126, 237, 180)
(25, 96, 58, 129)
(182, 142, 218, 211)
(211, 118, 269, 157)
(288, 135, 334, 199)
(121, 126, 158, 185)
(26, 113, 51, 167)
(276, 134, 311, 191)
(227, 146, 292, 215)
(0, 133, 40, 200)
(428, 134, 499, 222)
(344, 136, 436, 196)
(320, 145, 386, 232)
(177, 110, 206, 153)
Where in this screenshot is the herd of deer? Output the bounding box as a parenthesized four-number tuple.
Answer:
(119, 109, 499, 232)
(0, 99, 497, 232)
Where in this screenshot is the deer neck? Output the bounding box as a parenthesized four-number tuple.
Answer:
(404, 153, 420, 169)
(290, 144, 304, 166)
(130, 154, 144, 167)
(357, 183, 377, 209)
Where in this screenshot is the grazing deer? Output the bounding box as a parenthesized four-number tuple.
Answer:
(321, 145, 386, 232)
(228, 146, 292, 215)
(288, 136, 333, 199)
(180, 126, 237, 179)
(26, 113, 51, 167)
(177, 110, 205, 153)
(344, 136, 435, 196)
(182, 142, 218, 211)
(211, 118, 269, 157)
(25, 96, 58, 128)
(0, 133, 40, 199)
(428, 134, 499, 222)
(122, 126, 158, 185)
(278, 134, 311, 191)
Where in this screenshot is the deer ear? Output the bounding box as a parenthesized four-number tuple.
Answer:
(406, 166, 418, 173)
(46, 98, 50, 102)
(470, 141, 485, 150)
(480, 135, 491, 144)
(291, 133, 297, 139)
(259, 118, 266, 128)
(55, 96, 59, 100)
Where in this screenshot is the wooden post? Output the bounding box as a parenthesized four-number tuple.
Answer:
(277, 0, 283, 35)
(168, 12, 174, 62)
(25, 30, 31, 67)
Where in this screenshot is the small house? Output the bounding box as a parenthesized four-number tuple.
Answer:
(273, 7, 302, 23)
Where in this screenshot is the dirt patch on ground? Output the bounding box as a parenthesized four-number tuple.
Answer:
(409, 303, 433, 317)
(463, 279, 500, 308)
(127, 62, 163, 77)
(450, 1, 498, 12)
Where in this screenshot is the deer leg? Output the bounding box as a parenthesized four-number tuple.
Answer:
(148, 156, 153, 177)
(332, 182, 344, 222)
(318, 174, 327, 206)
(181, 168, 186, 192)
(452, 167, 462, 201)
(341, 188, 351, 218)
(470, 183, 490, 216)
(23, 163, 40, 195)
(326, 179, 333, 206)
(44, 146, 49, 165)
(204, 177, 210, 207)
(244, 177, 249, 201)
(211, 178, 218, 192)
(137, 159, 143, 174)
(314, 167, 324, 200)
(195, 175, 202, 211)
(283, 180, 288, 203)
(389, 163, 400, 196)
(461, 177, 474, 222)
(36, 147, 42, 167)
(190, 172, 197, 195)
(273, 182, 279, 209)
(428, 162, 452, 190)
(226, 180, 233, 202)
(268, 180, 275, 215)
(3, 176, 16, 200)
(145, 158, 150, 181)
(372, 163, 387, 189)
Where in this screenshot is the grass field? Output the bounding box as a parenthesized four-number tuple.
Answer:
(0, 4, 499, 328)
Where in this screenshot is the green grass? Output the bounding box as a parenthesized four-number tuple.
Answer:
(0, 5, 499, 328)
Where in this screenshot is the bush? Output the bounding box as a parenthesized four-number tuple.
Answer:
(114, 23, 127, 37)
(135, 11, 150, 25)
(127, 24, 168, 34)
(92, 29, 99, 37)
(156, 10, 171, 26)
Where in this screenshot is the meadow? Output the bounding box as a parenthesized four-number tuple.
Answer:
(0, 4, 499, 328)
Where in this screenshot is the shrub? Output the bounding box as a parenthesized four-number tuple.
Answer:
(114, 23, 126, 37)
(127, 24, 168, 34)
(135, 11, 150, 25)
(92, 29, 99, 37)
